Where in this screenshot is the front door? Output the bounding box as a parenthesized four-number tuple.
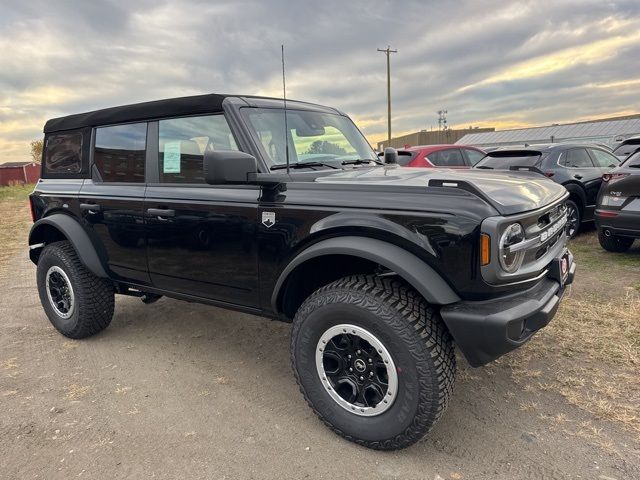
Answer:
(144, 114, 260, 307)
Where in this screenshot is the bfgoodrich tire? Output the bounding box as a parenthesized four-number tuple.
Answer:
(598, 228, 634, 252)
(290, 274, 456, 450)
(36, 241, 114, 338)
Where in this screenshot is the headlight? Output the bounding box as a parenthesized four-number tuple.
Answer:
(499, 223, 525, 273)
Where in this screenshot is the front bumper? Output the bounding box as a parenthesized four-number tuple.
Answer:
(440, 255, 576, 367)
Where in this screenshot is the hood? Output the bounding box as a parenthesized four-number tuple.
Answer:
(314, 166, 567, 215)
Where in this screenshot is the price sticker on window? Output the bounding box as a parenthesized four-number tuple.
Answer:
(164, 142, 181, 173)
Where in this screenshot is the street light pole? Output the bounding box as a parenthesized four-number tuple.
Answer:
(377, 46, 397, 147)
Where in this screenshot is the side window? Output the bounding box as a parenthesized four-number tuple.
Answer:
(94, 123, 147, 182)
(590, 149, 620, 168)
(464, 149, 485, 166)
(427, 149, 465, 167)
(44, 132, 82, 174)
(158, 115, 238, 184)
(559, 148, 594, 168)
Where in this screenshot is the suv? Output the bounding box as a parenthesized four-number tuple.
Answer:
(28, 94, 575, 450)
(612, 136, 640, 160)
(595, 150, 640, 252)
(474, 144, 621, 237)
(395, 144, 486, 168)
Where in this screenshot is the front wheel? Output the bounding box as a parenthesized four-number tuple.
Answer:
(290, 275, 456, 450)
(565, 200, 581, 238)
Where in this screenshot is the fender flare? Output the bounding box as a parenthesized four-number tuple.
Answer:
(28, 214, 108, 278)
(271, 236, 460, 312)
(563, 183, 586, 209)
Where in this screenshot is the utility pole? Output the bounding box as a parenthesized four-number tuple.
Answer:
(378, 46, 397, 146)
(437, 109, 448, 143)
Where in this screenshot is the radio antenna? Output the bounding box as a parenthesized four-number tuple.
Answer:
(281, 44, 290, 175)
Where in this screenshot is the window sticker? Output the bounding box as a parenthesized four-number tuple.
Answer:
(164, 142, 181, 173)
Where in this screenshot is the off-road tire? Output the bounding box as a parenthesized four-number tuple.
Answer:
(565, 199, 581, 238)
(36, 241, 114, 338)
(598, 229, 634, 253)
(290, 274, 456, 450)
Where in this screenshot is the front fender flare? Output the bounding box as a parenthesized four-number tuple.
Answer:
(28, 214, 108, 278)
(271, 236, 460, 312)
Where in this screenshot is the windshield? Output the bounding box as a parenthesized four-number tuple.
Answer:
(241, 108, 377, 167)
(475, 151, 542, 169)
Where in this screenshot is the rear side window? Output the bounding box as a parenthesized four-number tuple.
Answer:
(44, 132, 82, 174)
(158, 115, 238, 184)
(613, 141, 640, 157)
(464, 149, 485, 166)
(427, 149, 465, 167)
(623, 151, 640, 167)
(559, 148, 594, 168)
(94, 123, 147, 183)
(589, 149, 620, 168)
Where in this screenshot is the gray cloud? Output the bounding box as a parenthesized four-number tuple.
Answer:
(1, 0, 639, 161)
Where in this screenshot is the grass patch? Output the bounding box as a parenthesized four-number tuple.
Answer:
(0, 184, 34, 274)
(569, 230, 640, 269)
(508, 293, 640, 434)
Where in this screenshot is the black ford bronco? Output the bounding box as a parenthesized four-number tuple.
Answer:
(28, 93, 575, 450)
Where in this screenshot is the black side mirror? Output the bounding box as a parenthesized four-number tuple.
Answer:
(203, 150, 258, 185)
(384, 147, 398, 164)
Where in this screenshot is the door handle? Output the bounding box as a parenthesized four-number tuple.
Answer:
(573, 174, 583, 180)
(147, 208, 175, 218)
(80, 203, 101, 213)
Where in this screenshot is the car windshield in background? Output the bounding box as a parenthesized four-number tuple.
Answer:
(622, 151, 640, 167)
(241, 108, 378, 168)
(474, 151, 542, 169)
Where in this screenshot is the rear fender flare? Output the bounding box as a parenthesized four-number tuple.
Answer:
(271, 236, 460, 312)
(28, 214, 108, 278)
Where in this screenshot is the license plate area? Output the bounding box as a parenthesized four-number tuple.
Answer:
(548, 250, 572, 287)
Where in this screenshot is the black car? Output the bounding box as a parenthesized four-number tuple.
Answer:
(595, 150, 640, 252)
(28, 93, 575, 450)
(474, 143, 621, 237)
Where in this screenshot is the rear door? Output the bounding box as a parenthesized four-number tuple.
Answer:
(558, 147, 602, 210)
(144, 114, 261, 307)
(78, 122, 149, 284)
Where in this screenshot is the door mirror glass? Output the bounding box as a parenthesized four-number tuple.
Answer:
(203, 150, 258, 185)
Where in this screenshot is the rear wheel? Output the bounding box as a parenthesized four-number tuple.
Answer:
(37, 241, 114, 338)
(291, 274, 455, 450)
(598, 229, 634, 253)
(565, 200, 581, 238)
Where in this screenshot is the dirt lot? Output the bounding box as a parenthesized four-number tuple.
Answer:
(1, 185, 639, 479)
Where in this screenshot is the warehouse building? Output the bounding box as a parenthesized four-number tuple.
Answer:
(376, 126, 495, 150)
(455, 114, 640, 148)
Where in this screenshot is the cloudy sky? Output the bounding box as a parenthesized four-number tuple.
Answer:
(1, 0, 639, 162)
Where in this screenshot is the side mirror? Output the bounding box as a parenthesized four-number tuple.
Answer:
(384, 147, 398, 164)
(203, 150, 258, 185)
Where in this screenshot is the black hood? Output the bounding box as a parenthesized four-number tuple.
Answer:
(314, 166, 567, 215)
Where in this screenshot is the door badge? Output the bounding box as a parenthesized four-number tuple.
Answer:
(262, 211, 276, 228)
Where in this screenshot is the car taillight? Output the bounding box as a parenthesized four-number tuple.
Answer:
(29, 196, 36, 222)
(602, 173, 629, 182)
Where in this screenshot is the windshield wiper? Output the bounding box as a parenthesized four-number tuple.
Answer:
(341, 158, 384, 166)
(270, 161, 339, 171)
(475, 165, 494, 169)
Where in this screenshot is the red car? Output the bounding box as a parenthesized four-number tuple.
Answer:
(397, 145, 486, 168)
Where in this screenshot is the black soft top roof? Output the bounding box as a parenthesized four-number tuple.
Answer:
(44, 93, 228, 133)
(43, 93, 342, 134)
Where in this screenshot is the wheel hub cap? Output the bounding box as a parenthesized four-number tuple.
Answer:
(316, 324, 398, 417)
(45, 266, 75, 319)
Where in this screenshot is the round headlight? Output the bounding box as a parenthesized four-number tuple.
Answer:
(499, 223, 525, 273)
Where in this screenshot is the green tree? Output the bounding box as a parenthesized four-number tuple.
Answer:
(30, 139, 44, 163)
(306, 140, 347, 156)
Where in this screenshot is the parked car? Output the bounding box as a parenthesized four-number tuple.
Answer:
(595, 150, 640, 252)
(612, 136, 640, 160)
(28, 93, 575, 450)
(393, 144, 486, 168)
(474, 143, 621, 237)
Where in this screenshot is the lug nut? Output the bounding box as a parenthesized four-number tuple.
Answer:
(359, 376, 364, 381)
(356, 350, 361, 355)
(349, 367, 353, 372)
